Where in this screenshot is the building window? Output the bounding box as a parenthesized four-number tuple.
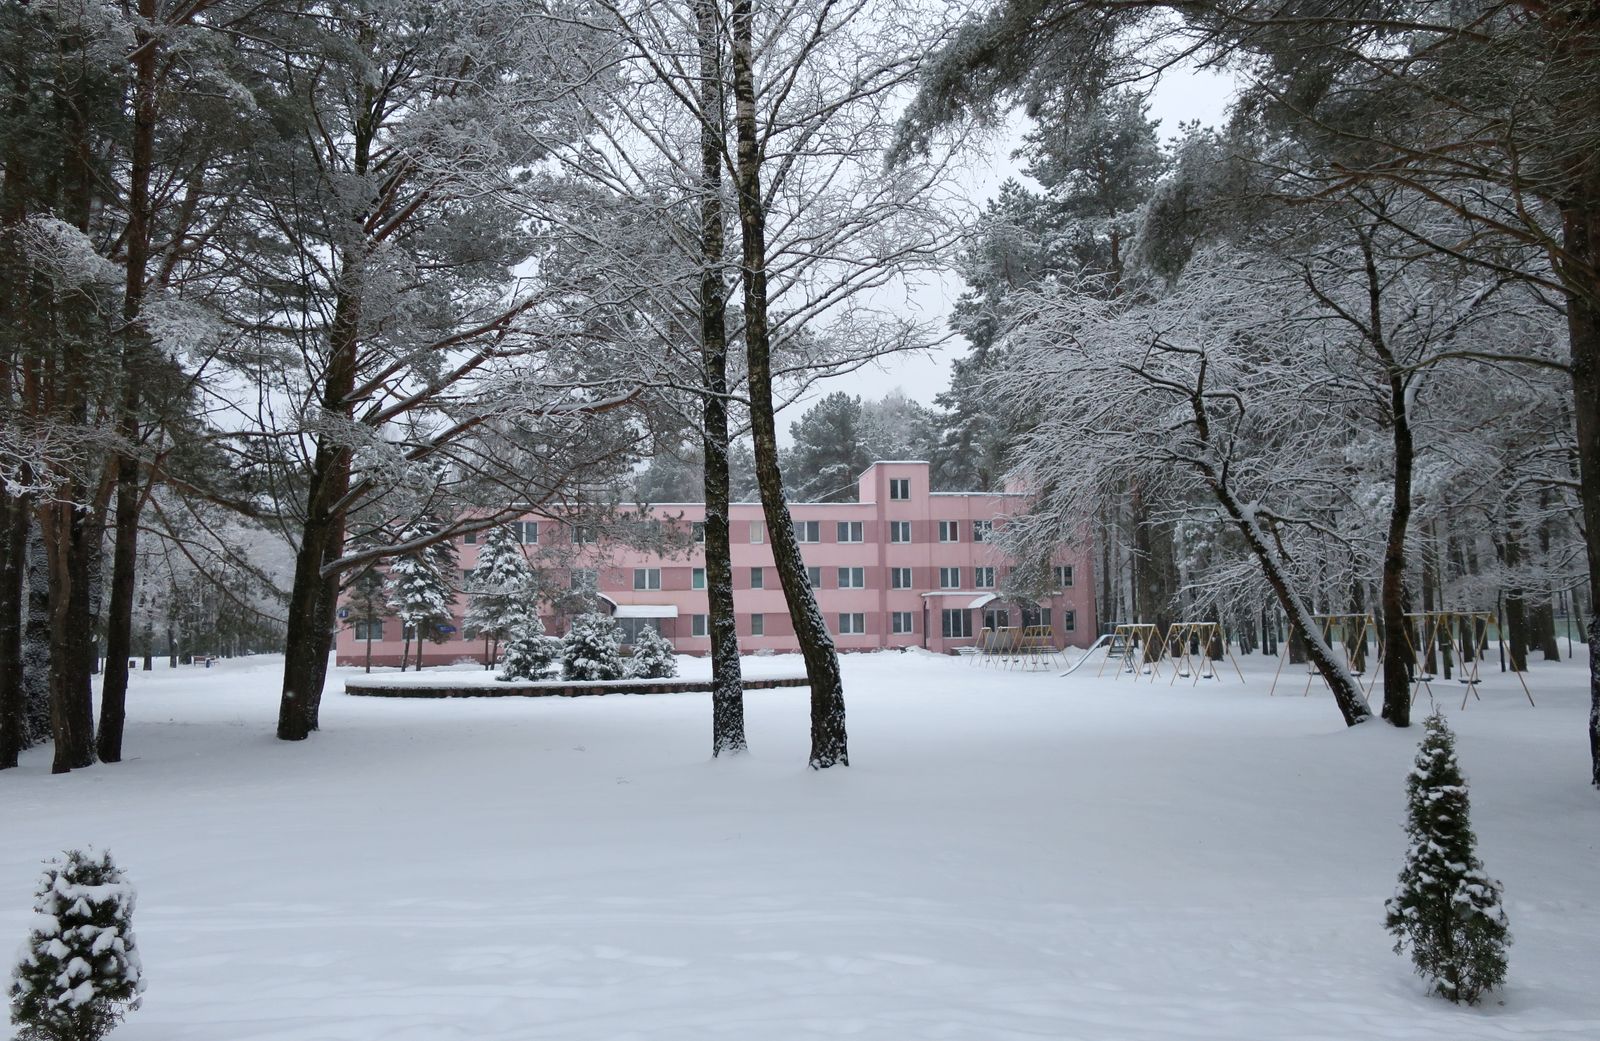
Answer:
(807, 566, 822, 589)
(1055, 565, 1074, 588)
(464, 530, 477, 545)
(520, 521, 539, 545)
(973, 520, 993, 543)
(634, 568, 661, 591)
(570, 568, 596, 591)
(750, 566, 764, 589)
(751, 613, 764, 636)
(984, 607, 1009, 631)
(938, 520, 959, 543)
(618, 619, 662, 646)
(889, 520, 911, 543)
(837, 520, 863, 543)
(570, 523, 593, 544)
(692, 568, 706, 590)
(837, 567, 864, 589)
(891, 611, 913, 634)
(889, 478, 910, 500)
(890, 567, 912, 589)
(1064, 609, 1076, 632)
(1022, 604, 1052, 628)
(691, 521, 705, 543)
(691, 614, 708, 637)
(354, 620, 385, 641)
(838, 613, 866, 635)
(974, 566, 995, 589)
(750, 520, 765, 543)
(795, 520, 820, 543)
(939, 567, 960, 589)
(941, 609, 973, 639)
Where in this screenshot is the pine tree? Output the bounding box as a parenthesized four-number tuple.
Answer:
(497, 612, 560, 682)
(8, 848, 144, 1041)
(561, 613, 625, 681)
(1386, 712, 1511, 1005)
(385, 524, 458, 671)
(627, 625, 677, 679)
(463, 525, 534, 667)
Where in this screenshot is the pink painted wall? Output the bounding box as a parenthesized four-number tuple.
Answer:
(337, 462, 1096, 666)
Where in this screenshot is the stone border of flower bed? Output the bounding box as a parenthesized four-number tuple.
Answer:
(344, 676, 812, 699)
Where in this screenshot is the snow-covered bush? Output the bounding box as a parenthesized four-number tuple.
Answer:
(497, 613, 561, 682)
(8, 848, 145, 1041)
(626, 625, 677, 679)
(561, 613, 624, 681)
(1385, 712, 1510, 1004)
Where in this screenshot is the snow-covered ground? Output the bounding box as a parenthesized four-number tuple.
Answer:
(4, 648, 1597, 1040)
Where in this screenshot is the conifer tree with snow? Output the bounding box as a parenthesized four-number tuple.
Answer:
(1385, 712, 1510, 1005)
(626, 625, 677, 679)
(385, 524, 458, 671)
(497, 611, 561, 682)
(8, 848, 144, 1041)
(561, 613, 625, 681)
(463, 525, 535, 668)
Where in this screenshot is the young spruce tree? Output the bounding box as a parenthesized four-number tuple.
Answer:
(1385, 712, 1510, 1004)
(627, 625, 677, 679)
(561, 613, 625, 681)
(8, 849, 144, 1041)
(497, 612, 561, 682)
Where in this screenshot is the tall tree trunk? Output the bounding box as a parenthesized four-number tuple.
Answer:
(1131, 484, 1174, 664)
(0, 490, 27, 769)
(43, 498, 97, 773)
(276, 255, 361, 740)
(1560, 202, 1600, 785)
(98, 1, 160, 764)
(730, 0, 846, 768)
(697, 0, 746, 757)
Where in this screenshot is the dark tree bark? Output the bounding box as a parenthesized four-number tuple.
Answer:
(97, 0, 161, 764)
(696, 0, 746, 757)
(1130, 483, 1174, 664)
(1563, 206, 1600, 784)
(0, 490, 27, 769)
(730, 0, 847, 768)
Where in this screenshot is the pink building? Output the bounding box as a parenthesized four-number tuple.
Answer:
(335, 461, 1095, 666)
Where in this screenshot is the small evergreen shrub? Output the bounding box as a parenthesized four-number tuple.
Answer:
(627, 625, 678, 679)
(1385, 712, 1510, 1005)
(9, 848, 144, 1041)
(497, 614, 560, 681)
(561, 613, 625, 681)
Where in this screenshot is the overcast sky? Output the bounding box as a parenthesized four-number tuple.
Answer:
(795, 63, 1237, 422)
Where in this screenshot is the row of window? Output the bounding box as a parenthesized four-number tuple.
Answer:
(643, 564, 1073, 591)
(468, 516, 1006, 549)
(358, 607, 1077, 644)
(467, 563, 1074, 594)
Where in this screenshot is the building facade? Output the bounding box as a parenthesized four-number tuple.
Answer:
(335, 461, 1096, 667)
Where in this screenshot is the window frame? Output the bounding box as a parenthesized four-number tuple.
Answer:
(891, 611, 913, 634)
(890, 566, 912, 589)
(941, 609, 973, 639)
(633, 567, 661, 591)
(837, 612, 866, 635)
(938, 520, 959, 543)
(889, 478, 910, 500)
(939, 566, 960, 590)
(889, 520, 911, 543)
(836, 520, 863, 543)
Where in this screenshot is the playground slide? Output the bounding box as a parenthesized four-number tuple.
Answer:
(1059, 634, 1112, 676)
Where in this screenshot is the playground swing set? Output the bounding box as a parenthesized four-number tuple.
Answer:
(1089, 620, 1245, 685)
(1267, 610, 1534, 709)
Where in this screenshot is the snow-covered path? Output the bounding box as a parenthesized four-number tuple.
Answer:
(4, 650, 1597, 1040)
